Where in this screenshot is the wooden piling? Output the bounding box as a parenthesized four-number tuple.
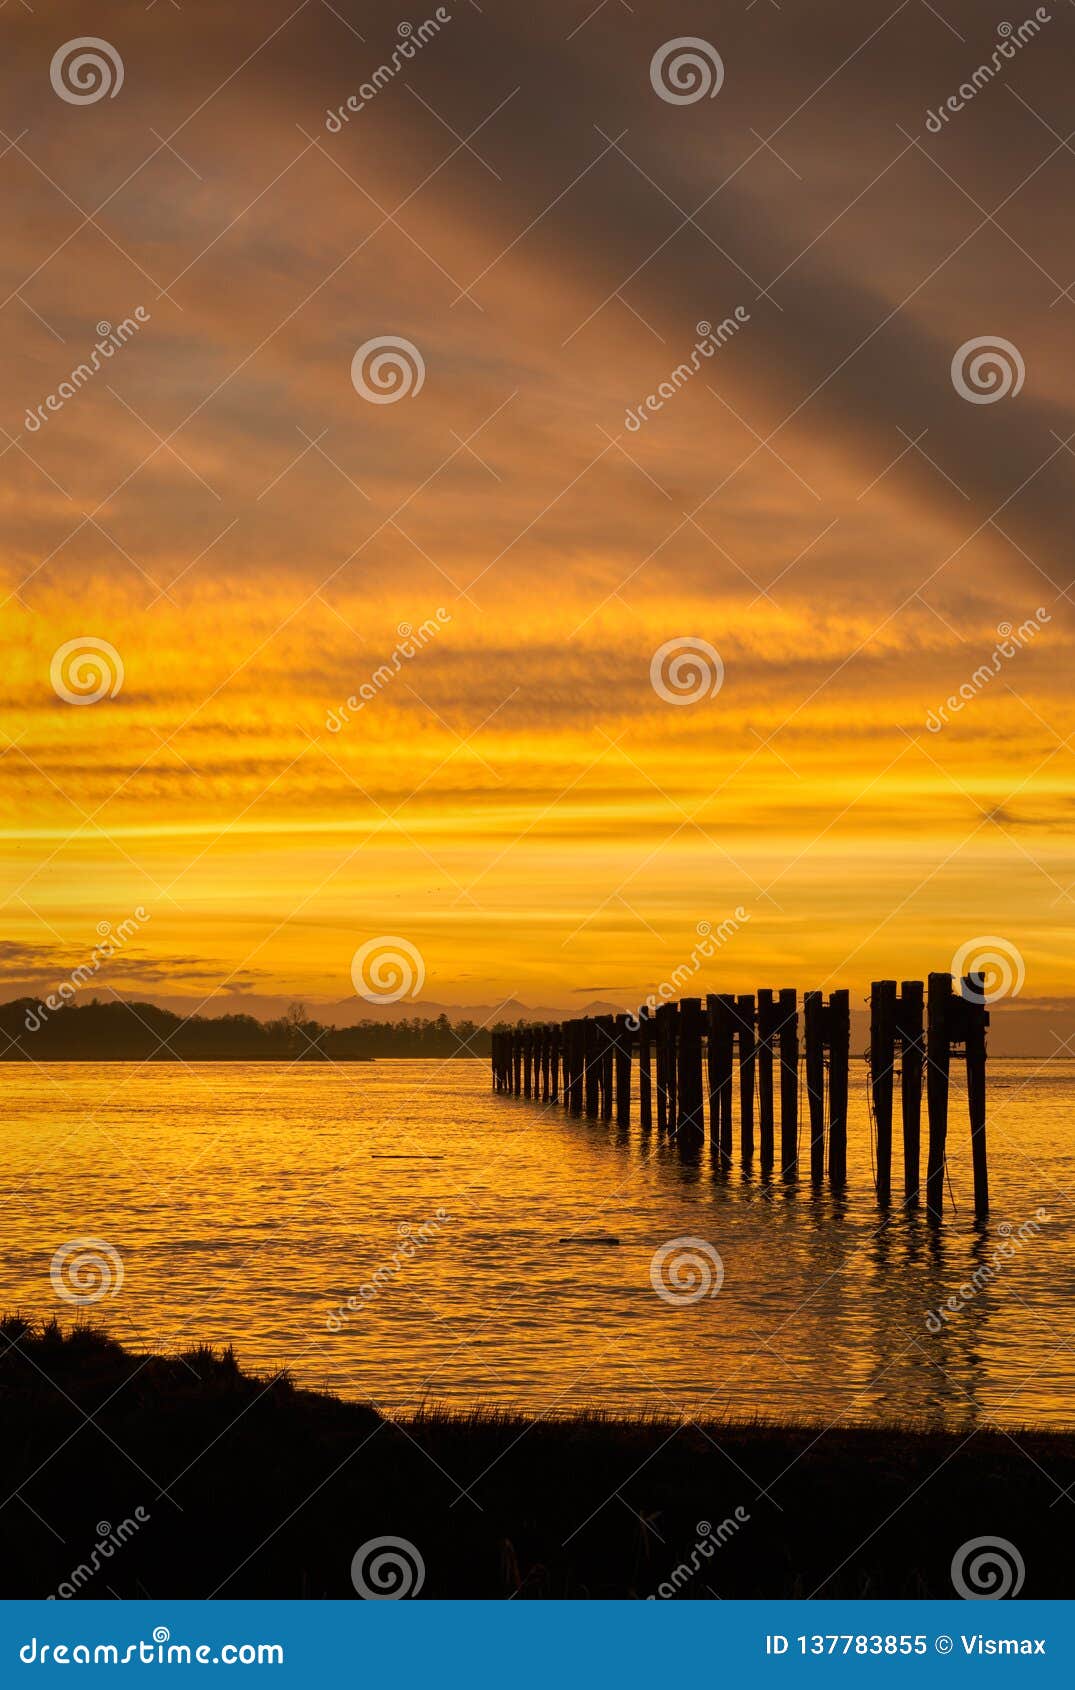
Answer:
(827, 989, 850, 1189)
(925, 972, 951, 1222)
(706, 994, 734, 1168)
(637, 1008, 653, 1131)
(584, 1018, 600, 1119)
(757, 989, 775, 1170)
(705, 994, 719, 1147)
(899, 981, 923, 1209)
(598, 1015, 615, 1122)
(494, 968, 981, 1231)
(963, 972, 989, 1221)
(614, 1014, 632, 1128)
(778, 988, 799, 1173)
(677, 998, 705, 1134)
(666, 1002, 678, 1127)
(804, 991, 825, 1186)
(870, 980, 897, 1205)
(736, 993, 756, 1163)
(568, 1020, 583, 1117)
(654, 1003, 670, 1132)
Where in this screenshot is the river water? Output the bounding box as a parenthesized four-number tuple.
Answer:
(1, 1058, 1071, 1425)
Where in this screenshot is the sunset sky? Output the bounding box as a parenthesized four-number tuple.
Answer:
(3, 0, 1074, 1029)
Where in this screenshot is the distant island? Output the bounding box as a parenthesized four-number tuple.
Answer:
(0, 998, 502, 1061)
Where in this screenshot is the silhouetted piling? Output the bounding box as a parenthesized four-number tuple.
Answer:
(736, 993, 756, 1163)
(569, 1020, 583, 1117)
(614, 1014, 632, 1128)
(899, 981, 923, 1208)
(677, 998, 704, 1135)
(493, 967, 986, 1225)
(925, 973, 951, 1222)
(706, 994, 734, 1169)
(654, 1003, 670, 1132)
(804, 991, 825, 1186)
(963, 972, 989, 1221)
(778, 988, 799, 1174)
(637, 1007, 652, 1131)
(665, 1001, 678, 1127)
(583, 1018, 600, 1119)
(870, 981, 896, 1204)
(598, 1015, 615, 1123)
(757, 989, 776, 1170)
(827, 989, 850, 1189)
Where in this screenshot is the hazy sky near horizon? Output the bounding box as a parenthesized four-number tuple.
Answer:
(3, 0, 1075, 1020)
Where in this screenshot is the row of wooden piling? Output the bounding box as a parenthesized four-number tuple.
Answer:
(490, 974, 989, 1221)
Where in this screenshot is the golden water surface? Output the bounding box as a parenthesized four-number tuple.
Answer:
(1, 1058, 1071, 1424)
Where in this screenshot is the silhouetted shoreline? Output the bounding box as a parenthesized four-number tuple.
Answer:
(0, 998, 493, 1061)
(2, 1318, 1071, 1599)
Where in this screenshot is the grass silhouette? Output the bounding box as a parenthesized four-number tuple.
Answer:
(2, 1317, 1071, 1599)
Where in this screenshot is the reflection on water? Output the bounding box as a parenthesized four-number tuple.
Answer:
(0, 1058, 1071, 1424)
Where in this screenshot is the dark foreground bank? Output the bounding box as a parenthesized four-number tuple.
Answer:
(1, 1318, 1071, 1600)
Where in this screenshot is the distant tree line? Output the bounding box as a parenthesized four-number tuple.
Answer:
(0, 998, 510, 1061)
